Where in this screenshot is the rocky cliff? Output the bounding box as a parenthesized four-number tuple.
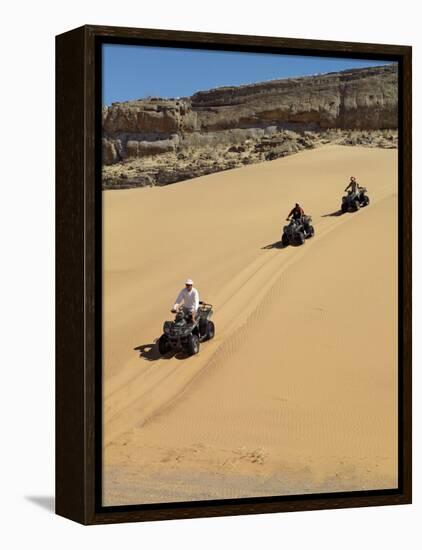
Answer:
(190, 64, 398, 131)
(102, 64, 397, 166)
(102, 64, 398, 188)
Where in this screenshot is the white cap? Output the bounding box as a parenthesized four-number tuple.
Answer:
(185, 278, 194, 285)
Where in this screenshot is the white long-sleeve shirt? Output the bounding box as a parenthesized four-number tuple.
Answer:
(173, 287, 199, 313)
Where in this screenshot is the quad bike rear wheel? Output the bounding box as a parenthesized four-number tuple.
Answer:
(295, 231, 305, 245)
(186, 334, 200, 355)
(341, 202, 348, 213)
(206, 321, 215, 340)
(354, 199, 360, 211)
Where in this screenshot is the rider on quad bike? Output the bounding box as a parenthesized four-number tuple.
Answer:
(287, 203, 305, 221)
(341, 176, 370, 212)
(172, 278, 199, 323)
(282, 203, 315, 246)
(344, 176, 360, 195)
(157, 279, 215, 356)
(286, 203, 311, 232)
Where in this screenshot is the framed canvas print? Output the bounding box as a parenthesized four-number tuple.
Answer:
(56, 25, 412, 525)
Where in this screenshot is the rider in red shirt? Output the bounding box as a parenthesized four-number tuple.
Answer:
(287, 203, 305, 221)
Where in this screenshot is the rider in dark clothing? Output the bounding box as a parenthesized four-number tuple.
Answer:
(287, 203, 305, 221)
(344, 176, 360, 195)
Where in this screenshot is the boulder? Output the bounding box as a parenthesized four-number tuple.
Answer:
(102, 138, 119, 164)
(124, 138, 177, 158)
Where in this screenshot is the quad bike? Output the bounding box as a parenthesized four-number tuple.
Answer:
(341, 186, 370, 213)
(282, 215, 315, 247)
(157, 301, 215, 356)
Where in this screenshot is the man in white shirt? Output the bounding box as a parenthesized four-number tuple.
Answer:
(172, 279, 200, 323)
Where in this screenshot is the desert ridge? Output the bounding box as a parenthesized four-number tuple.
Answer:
(102, 145, 398, 505)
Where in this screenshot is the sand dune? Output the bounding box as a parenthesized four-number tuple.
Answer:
(102, 145, 398, 505)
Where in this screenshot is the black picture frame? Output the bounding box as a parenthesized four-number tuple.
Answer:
(56, 24, 412, 525)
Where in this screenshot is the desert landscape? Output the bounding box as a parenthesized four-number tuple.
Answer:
(103, 145, 398, 505)
(102, 62, 398, 505)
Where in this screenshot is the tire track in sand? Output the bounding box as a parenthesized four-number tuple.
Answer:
(124, 192, 394, 432)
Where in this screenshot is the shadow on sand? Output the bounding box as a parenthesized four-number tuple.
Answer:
(321, 210, 343, 218)
(134, 343, 191, 362)
(261, 240, 285, 250)
(134, 343, 161, 361)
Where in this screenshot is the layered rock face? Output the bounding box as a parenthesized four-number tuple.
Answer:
(102, 64, 398, 188)
(102, 98, 196, 164)
(103, 98, 197, 135)
(102, 64, 398, 167)
(191, 64, 398, 131)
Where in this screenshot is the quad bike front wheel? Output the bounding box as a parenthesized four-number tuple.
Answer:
(306, 225, 315, 239)
(353, 199, 360, 211)
(295, 232, 305, 245)
(281, 233, 290, 247)
(158, 334, 171, 355)
(186, 334, 200, 355)
(341, 202, 348, 213)
(362, 195, 370, 207)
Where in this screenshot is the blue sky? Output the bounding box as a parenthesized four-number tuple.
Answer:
(102, 44, 393, 106)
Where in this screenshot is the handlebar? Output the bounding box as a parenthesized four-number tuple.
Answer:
(172, 302, 213, 313)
